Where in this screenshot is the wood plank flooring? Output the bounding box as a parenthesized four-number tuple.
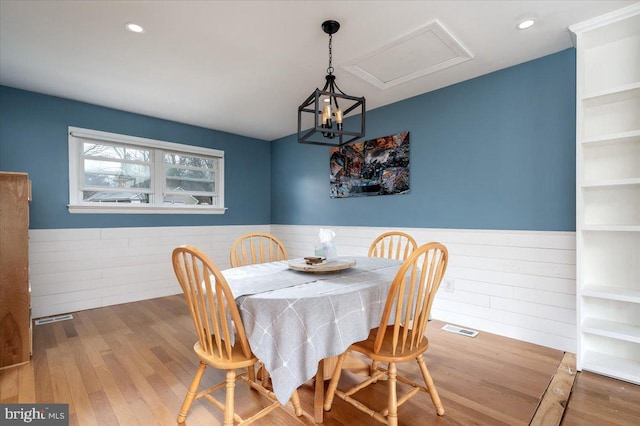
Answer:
(531, 353, 577, 426)
(1, 295, 639, 425)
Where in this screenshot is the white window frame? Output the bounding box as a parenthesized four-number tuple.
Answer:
(68, 127, 226, 214)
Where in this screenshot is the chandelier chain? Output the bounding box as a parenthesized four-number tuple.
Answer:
(327, 34, 334, 75)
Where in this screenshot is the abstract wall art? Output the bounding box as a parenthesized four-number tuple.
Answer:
(330, 131, 409, 198)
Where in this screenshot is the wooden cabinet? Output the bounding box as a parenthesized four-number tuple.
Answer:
(571, 5, 640, 385)
(0, 172, 31, 369)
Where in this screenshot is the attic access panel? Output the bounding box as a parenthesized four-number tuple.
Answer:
(342, 20, 473, 89)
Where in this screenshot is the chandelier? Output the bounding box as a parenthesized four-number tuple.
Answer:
(297, 20, 366, 147)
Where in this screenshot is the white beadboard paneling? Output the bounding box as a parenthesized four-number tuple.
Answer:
(32, 285, 178, 319)
(126, 234, 215, 248)
(31, 276, 106, 297)
(34, 278, 176, 306)
(30, 245, 173, 264)
(98, 225, 245, 239)
(30, 237, 129, 253)
(29, 270, 103, 291)
(100, 262, 173, 280)
(30, 253, 167, 275)
(490, 297, 576, 324)
(448, 266, 576, 294)
(361, 226, 574, 249)
(29, 225, 267, 318)
(437, 289, 492, 307)
(449, 279, 514, 298)
(452, 254, 575, 280)
(447, 242, 575, 264)
(432, 308, 576, 352)
(514, 287, 577, 309)
(29, 224, 577, 354)
(432, 299, 576, 339)
(272, 224, 577, 353)
(29, 228, 101, 242)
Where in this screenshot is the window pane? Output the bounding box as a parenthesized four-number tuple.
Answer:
(83, 191, 150, 203)
(165, 169, 214, 192)
(164, 153, 214, 169)
(163, 194, 214, 205)
(70, 128, 224, 212)
(194, 195, 214, 205)
(83, 142, 150, 162)
(84, 159, 151, 189)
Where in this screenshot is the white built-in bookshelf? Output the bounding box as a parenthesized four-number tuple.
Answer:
(571, 4, 640, 385)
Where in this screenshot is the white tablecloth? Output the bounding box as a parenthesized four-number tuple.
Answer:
(222, 256, 403, 405)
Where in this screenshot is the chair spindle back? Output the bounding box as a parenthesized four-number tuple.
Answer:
(172, 245, 252, 361)
(230, 232, 288, 267)
(374, 242, 448, 356)
(368, 231, 418, 261)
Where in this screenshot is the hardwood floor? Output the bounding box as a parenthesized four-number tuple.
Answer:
(1, 295, 638, 425)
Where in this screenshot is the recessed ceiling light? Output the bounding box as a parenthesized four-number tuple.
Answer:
(517, 19, 535, 30)
(125, 22, 145, 33)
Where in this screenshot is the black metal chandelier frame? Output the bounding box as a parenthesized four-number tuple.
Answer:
(297, 20, 366, 147)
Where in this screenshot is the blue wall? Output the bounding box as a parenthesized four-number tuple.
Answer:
(271, 49, 576, 231)
(1, 49, 576, 232)
(0, 86, 272, 229)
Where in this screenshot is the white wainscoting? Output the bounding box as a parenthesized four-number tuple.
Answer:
(29, 224, 576, 353)
(28, 225, 270, 319)
(271, 225, 577, 353)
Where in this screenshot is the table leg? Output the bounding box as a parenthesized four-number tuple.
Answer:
(314, 359, 324, 423)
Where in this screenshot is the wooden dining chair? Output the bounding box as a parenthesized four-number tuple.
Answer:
(368, 231, 418, 261)
(324, 242, 449, 425)
(172, 245, 303, 425)
(229, 232, 288, 268)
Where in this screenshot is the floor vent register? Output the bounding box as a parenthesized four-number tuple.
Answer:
(34, 314, 74, 325)
(441, 324, 479, 337)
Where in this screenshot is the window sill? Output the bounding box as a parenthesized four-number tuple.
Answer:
(68, 204, 227, 215)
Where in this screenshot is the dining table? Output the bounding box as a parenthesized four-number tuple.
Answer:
(221, 255, 404, 423)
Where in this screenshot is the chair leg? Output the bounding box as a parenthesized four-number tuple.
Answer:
(387, 362, 398, 426)
(324, 351, 348, 411)
(371, 360, 379, 382)
(224, 369, 237, 426)
(417, 355, 445, 416)
(290, 389, 303, 416)
(261, 364, 271, 389)
(248, 364, 256, 383)
(178, 362, 207, 424)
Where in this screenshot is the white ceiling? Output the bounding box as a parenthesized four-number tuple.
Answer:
(0, 1, 636, 141)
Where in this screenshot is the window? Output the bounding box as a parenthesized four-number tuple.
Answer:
(68, 127, 225, 214)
